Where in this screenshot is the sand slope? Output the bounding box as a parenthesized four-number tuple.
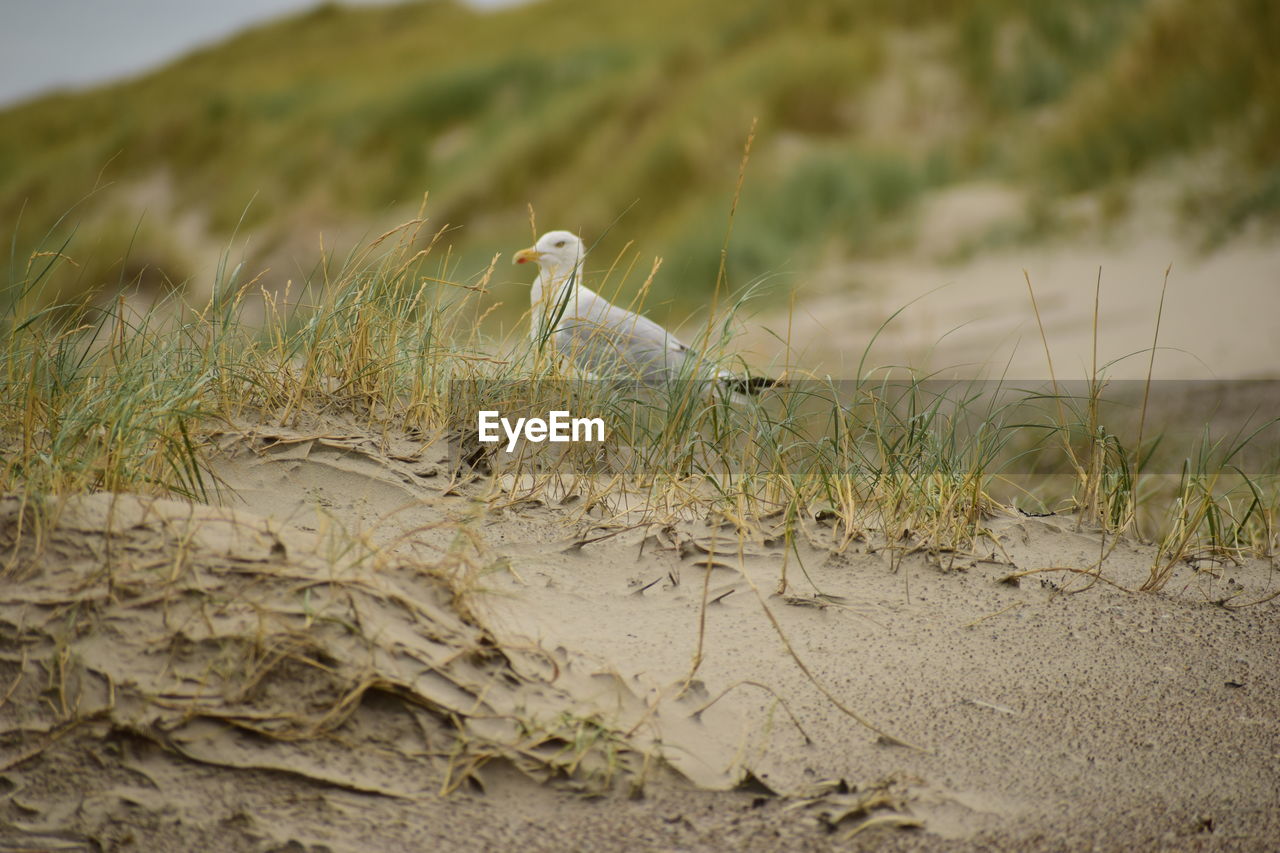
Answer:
(733, 185, 1280, 383)
(2, 422, 1278, 851)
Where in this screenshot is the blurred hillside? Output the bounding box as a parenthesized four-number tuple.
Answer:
(1, 0, 1277, 318)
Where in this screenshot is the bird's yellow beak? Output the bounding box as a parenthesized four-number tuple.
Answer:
(513, 247, 541, 265)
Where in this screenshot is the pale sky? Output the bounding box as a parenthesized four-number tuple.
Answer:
(0, 0, 523, 108)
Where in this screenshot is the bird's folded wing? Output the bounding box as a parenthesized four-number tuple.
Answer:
(554, 287, 706, 384)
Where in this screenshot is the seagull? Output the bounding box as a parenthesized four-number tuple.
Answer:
(513, 230, 777, 392)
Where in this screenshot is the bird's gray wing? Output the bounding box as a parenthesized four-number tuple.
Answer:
(552, 287, 708, 385)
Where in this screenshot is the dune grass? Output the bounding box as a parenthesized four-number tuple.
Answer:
(2, 215, 1275, 597)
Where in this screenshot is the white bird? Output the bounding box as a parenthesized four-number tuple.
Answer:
(513, 230, 776, 392)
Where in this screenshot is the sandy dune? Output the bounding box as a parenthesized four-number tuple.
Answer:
(3, 420, 1276, 851)
(734, 186, 1280, 383)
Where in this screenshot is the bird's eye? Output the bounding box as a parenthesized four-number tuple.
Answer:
(555, 240, 566, 248)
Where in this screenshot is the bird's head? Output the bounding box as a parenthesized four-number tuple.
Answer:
(513, 230, 585, 279)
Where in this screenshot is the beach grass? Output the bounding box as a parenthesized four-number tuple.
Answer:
(3, 214, 1275, 594)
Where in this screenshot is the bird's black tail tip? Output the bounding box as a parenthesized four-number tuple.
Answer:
(722, 375, 786, 396)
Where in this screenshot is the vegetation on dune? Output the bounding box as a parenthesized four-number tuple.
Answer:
(0, 0, 1276, 314)
(2, 221, 1276, 598)
(1036, 1, 1280, 191)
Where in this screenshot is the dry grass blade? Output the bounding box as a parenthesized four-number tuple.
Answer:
(842, 812, 924, 839)
(998, 565, 1134, 593)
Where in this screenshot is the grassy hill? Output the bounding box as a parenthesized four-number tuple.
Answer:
(1, 0, 1276, 317)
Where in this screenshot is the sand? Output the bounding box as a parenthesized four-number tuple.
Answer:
(730, 183, 1280, 382)
(3, 419, 1277, 852)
